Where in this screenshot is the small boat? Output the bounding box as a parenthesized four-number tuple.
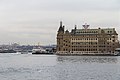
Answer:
(21, 51, 28, 54)
(32, 47, 53, 54)
(0, 49, 17, 53)
(115, 48, 120, 56)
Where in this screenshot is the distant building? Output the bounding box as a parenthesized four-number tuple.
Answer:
(56, 21, 119, 55)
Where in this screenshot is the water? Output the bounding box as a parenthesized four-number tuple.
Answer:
(0, 53, 120, 80)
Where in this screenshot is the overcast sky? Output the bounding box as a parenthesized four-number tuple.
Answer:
(0, 0, 119, 45)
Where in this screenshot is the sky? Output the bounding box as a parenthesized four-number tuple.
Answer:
(0, 0, 119, 45)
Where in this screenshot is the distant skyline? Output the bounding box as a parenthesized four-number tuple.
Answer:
(0, 0, 119, 45)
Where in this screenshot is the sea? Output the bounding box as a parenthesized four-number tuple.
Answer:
(0, 53, 120, 80)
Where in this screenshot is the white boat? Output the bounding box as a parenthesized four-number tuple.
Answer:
(32, 47, 53, 54)
(115, 48, 120, 56)
(21, 51, 28, 54)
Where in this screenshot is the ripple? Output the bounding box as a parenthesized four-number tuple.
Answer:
(57, 56, 118, 63)
(0, 54, 120, 80)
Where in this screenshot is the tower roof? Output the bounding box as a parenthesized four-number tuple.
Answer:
(58, 21, 64, 32)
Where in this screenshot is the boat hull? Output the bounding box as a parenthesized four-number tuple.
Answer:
(0, 50, 16, 53)
(32, 52, 54, 55)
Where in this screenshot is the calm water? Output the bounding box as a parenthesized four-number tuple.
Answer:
(0, 53, 120, 80)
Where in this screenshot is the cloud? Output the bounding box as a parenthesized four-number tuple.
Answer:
(0, 0, 119, 45)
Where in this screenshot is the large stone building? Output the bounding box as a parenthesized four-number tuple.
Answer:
(56, 21, 119, 55)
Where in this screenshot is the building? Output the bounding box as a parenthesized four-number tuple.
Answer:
(56, 21, 119, 55)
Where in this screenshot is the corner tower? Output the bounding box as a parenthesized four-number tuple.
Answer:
(57, 21, 65, 52)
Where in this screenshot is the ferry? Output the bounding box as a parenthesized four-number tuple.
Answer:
(32, 47, 53, 54)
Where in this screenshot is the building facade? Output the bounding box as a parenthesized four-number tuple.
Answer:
(56, 21, 119, 55)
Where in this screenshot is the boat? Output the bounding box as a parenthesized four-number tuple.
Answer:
(0, 49, 17, 53)
(115, 48, 120, 56)
(32, 47, 53, 54)
(21, 50, 28, 54)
